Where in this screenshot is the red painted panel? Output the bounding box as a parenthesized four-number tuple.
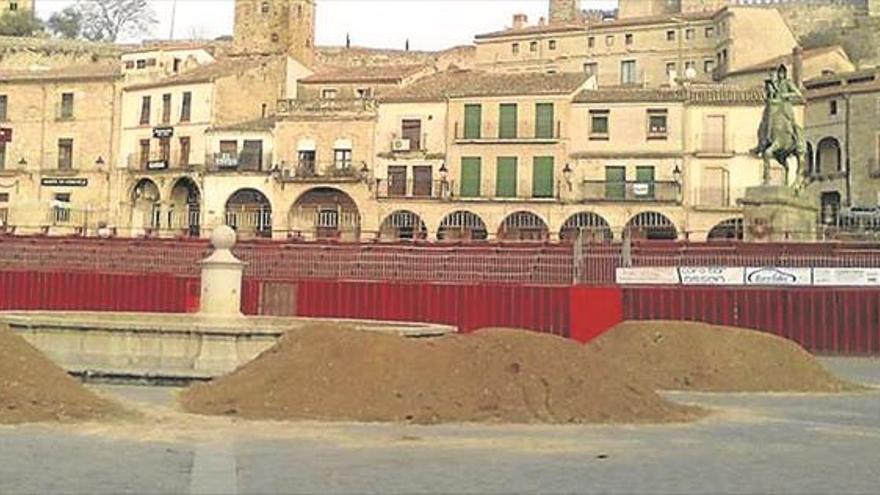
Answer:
(569, 286, 623, 343)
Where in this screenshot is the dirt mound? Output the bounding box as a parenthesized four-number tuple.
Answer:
(180, 325, 701, 424)
(589, 321, 861, 393)
(0, 325, 124, 424)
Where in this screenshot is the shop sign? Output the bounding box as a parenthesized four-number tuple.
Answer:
(41, 177, 88, 187)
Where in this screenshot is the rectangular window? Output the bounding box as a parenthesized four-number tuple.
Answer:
(666, 62, 677, 77)
(587, 36, 595, 48)
(0, 141, 5, 171)
(57, 138, 73, 170)
(548, 39, 557, 50)
(173, 58, 181, 73)
(499, 103, 517, 139)
(625, 33, 633, 45)
(139, 96, 151, 125)
(647, 109, 668, 139)
(355, 87, 373, 99)
(512, 43, 520, 54)
(584, 62, 598, 78)
(401, 119, 422, 150)
(704, 60, 715, 74)
(666, 30, 675, 41)
(605, 166, 626, 200)
(590, 110, 609, 139)
(413, 165, 433, 197)
(60, 93, 74, 119)
(10, 2, 18, 11)
(463, 104, 482, 139)
(496, 157, 517, 198)
(530, 41, 538, 52)
(605, 35, 614, 46)
(146, 58, 157, 67)
(180, 92, 192, 122)
(158, 137, 171, 164)
(387, 166, 407, 196)
(620, 60, 637, 85)
(161, 93, 172, 124)
(0, 95, 7, 121)
(297, 150, 316, 174)
(705, 26, 715, 38)
(124, 60, 135, 69)
(242, 140, 264, 170)
(179, 137, 191, 167)
(685, 28, 694, 40)
(136, 59, 147, 69)
(139, 139, 150, 169)
(830, 100, 838, 115)
(532, 157, 554, 198)
(685, 61, 695, 72)
(333, 148, 352, 170)
(635, 166, 656, 199)
(535, 103, 554, 139)
(321, 88, 337, 99)
(460, 157, 482, 197)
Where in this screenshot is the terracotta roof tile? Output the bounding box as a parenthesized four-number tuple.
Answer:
(380, 70, 590, 102)
(124, 56, 277, 90)
(805, 69, 880, 99)
(0, 64, 120, 82)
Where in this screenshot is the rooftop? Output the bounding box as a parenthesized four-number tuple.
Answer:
(805, 68, 880, 99)
(300, 64, 428, 84)
(124, 55, 278, 90)
(380, 70, 590, 102)
(0, 64, 120, 83)
(725, 46, 847, 77)
(573, 84, 766, 105)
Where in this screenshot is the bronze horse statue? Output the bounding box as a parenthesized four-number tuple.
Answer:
(751, 64, 807, 191)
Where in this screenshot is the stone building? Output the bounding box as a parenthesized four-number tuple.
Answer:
(232, 0, 315, 66)
(1, 0, 32, 15)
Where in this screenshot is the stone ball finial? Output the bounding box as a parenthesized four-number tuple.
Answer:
(210, 225, 237, 250)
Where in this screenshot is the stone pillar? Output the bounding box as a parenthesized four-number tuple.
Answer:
(199, 225, 246, 317)
(739, 186, 818, 242)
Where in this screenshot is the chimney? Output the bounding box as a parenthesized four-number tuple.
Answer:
(792, 46, 804, 87)
(512, 13, 528, 30)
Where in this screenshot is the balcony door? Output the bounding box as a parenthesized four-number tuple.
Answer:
(605, 166, 626, 200)
(412, 165, 433, 197)
(240, 140, 263, 171)
(388, 166, 408, 197)
(401, 119, 421, 150)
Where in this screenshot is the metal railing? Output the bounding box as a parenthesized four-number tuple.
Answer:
(205, 152, 273, 172)
(581, 180, 679, 203)
(277, 161, 367, 182)
(375, 178, 451, 199)
(276, 98, 378, 115)
(127, 152, 200, 172)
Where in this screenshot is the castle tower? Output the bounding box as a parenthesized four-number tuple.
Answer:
(618, 0, 680, 19)
(549, 0, 580, 24)
(233, 0, 315, 65)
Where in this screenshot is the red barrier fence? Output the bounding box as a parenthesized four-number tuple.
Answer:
(623, 287, 880, 355)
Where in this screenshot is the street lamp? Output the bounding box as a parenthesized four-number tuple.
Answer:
(438, 162, 448, 181)
(17, 157, 26, 169)
(95, 156, 105, 168)
(672, 163, 682, 184)
(562, 162, 573, 191)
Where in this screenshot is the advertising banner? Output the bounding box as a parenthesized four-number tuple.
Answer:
(678, 266, 745, 285)
(615, 267, 680, 285)
(813, 268, 880, 287)
(744, 267, 813, 286)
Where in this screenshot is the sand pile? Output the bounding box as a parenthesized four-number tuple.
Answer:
(0, 325, 124, 424)
(588, 321, 860, 393)
(181, 325, 702, 424)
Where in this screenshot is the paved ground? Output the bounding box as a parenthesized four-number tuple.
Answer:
(1, 358, 879, 495)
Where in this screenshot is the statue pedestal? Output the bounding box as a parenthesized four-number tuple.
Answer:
(739, 186, 818, 242)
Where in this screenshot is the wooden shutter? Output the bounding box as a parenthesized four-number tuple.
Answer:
(412, 165, 433, 197)
(535, 103, 554, 139)
(464, 104, 482, 139)
(532, 156, 554, 198)
(495, 157, 517, 198)
(460, 157, 482, 197)
(499, 104, 517, 139)
(635, 166, 655, 199)
(605, 166, 626, 200)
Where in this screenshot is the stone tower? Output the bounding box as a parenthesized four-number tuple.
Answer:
(549, 0, 580, 24)
(233, 0, 315, 66)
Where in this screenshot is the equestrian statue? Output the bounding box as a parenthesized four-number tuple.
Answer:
(751, 64, 807, 192)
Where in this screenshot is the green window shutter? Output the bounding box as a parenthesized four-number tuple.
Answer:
(464, 104, 482, 139)
(605, 166, 626, 200)
(499, 104, 517, 139)
(635, 165, 655, 199)
(460, 157, 482, 197)
(532, 156, 554, 198)
(496, 157, 518, 197)
(535, 103, 554, 139)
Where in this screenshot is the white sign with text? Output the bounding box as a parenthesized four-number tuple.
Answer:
(813, 268, 880, 287)
(678, 266, 745, 285)
(615, 267, 680, 285)
(744, 267, 813, 286)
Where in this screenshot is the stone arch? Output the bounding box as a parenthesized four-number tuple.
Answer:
(289, 187, 361, 241)
(816, 137, 842, 174)
(624, 211, 678, 241)
(707, 217, 744, 241)
(130, 178, 161, 233)
(379, 210, 427, 241)
(497, 211, 549, 241)
(437, 210, 488, 242)
(225, 188, 273, 239)
(169, 177, 201, 237)
(559, 212, 613, 242)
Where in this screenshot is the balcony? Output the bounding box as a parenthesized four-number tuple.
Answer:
(581, 180, 680, 203)
(276, 98, 378, 117)
(205, 152, 273, 173)
(127, 152, 202, 173)
(453, 122, 562, 144)
(375, 178, 452, 200)
(276, 161, 368, 183)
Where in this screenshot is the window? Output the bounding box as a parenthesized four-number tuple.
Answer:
(158, 137, 171, 163)
(704, 59, 715, 74)
(321, 88, 338, 99)
(139, 96, 151, 125)
(180, 92, 192, 122)
(666, 62, 677, 77)
(387, 166, 407, 196)
(584, 62, 598, 78)
(60, 93, 74, 119)
(666, 30, 675, 41)
(512, 43, 520, 54)
(499, 104, 517, 139)
(261, 1, 270, 13)
(0, 141, 5, 171)
(590, 110, 609, 139)
(136, 59, 147, 69)
(53, 193, 71, 223)
(548, 39, 557, 50)
(356, 87, 372, 99)
(161, 93, 172, 124)
(685, 28, 694, 40)
(10, 2, 18, 11)
(139, 139, 150, 168)
(830, 100, 838, 115)
(179, 137, 191, 167)
(496, 157, 517, 198)
(0, 95, 7, 121)
(401, 119, 422, 150)
(535, 103, 554, 139)
(647, 109, 668, 139)
(124, 60, 135, 69)
(705, 26, 715, 38)
(605, 166, 625, 200)
(241, 140, 264, 170)
(271, 33, 279, 42)
(625, 33, 633, 45)
(605, 35, 614, 47)
(57, 139, 73, 170)
(0, 193, 7, 202)
(334, 148, 352, 169)
(146, 58, 157, 67)
(532, 157, 554, 198)
(460, 157, 482, 197)
(587, 36, 595, 48)
(463, 104, 482, 139)
(530, 41, 538, 52)
(173, 58, 181, 73)
(297, 150, 316, 174)
(685, 61, 695, 72)
(635, 166, 656, 199)
(413, 165, 433, 197)
(620, 60, 637, 85)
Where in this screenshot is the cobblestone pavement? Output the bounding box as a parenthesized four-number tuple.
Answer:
(1, 358, 878, 495)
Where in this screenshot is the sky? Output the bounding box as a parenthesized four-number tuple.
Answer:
(35, 0, 618, 50)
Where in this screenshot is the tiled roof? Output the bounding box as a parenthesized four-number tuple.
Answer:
(475, 23, 585, 40)
(380, 70, 590, 102)
(300, 64, 427, 84)
(805, 69, 880, 99)
(572, 84, 766, 105)
(0, 64, 120, 83)
(725, 46, 846, 76)
(125, 56, 277, 90)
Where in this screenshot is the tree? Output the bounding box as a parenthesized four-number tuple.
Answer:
(47, 6, 84, 40)
(75, 0, 157, 42)
(0, 9, 43, 37)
